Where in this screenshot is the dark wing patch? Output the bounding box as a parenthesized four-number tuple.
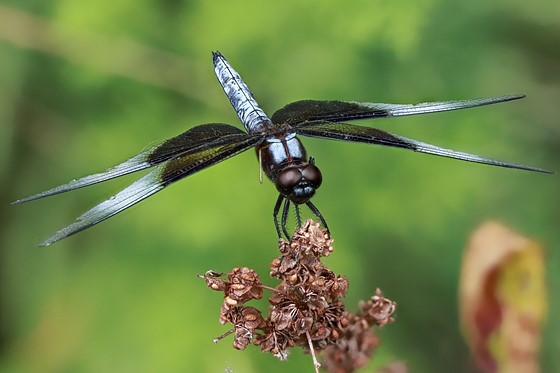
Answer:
(272, 95, 525, 126)
(271, 100, 389, 125)
(147, 123, 247, 164)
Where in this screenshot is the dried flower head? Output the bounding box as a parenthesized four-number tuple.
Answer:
(200, 219, 397, 373)
(322, 290, 397, 373)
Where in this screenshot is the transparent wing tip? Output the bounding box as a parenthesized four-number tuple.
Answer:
(39, 238, 55, 247)
(12, 193, 44, 205)
(509, 164, 554, 174)
(38, 222, 85, 247)
(531, 167, 554, 174)
(39, 230, 75, 247)
(501, 94, 525, 100)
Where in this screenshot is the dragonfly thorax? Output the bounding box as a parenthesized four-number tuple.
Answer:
(256, 133, 322, 204)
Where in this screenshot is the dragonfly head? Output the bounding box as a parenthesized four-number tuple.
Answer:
(275, 162, 322, 204)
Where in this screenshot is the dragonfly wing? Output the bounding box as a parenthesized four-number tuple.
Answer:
(39, 134, 263, 246)
(272, 95, 524, 126)
(13, 152, 153, 204)
(13, 123, 248, 204)
(296, 122, 552, 174)
(40, 169, 164, 246)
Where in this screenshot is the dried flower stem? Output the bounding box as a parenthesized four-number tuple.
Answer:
(213, 328, 234, 343)
(259, 284, 283, 294)
(306, 330, 321, 373)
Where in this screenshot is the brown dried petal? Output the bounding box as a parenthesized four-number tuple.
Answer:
(294, 314, 314, 334)
(233, 326, 253, 350)
(240, 306, 266, 330)
(279, 256, 298, 274)
(309, 323, 330, 340)
(219, 303, 232, 325)
(224, 296, 238, 307)
(271, 307, 295, 331)
(331, 276, 349, 298)
(226, 267, 263, 303)
(255, 331, 291, 360)
(200, 270, 227, 291)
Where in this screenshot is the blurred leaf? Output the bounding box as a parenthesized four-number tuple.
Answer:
(459, 222, 547, 373)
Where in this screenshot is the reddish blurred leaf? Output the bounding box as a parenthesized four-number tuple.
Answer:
(459, 222, 546, 373)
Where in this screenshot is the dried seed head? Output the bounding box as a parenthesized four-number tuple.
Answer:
(360, 288, 397, 327)
(200, 220, 397, 372)
(232, 327, 252, 350)
(227, 267, 263, 303)
(289, 219, 334, 258)
(321, 314, 380, 373)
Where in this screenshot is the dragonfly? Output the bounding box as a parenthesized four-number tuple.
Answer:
(13, 51, 551, 246)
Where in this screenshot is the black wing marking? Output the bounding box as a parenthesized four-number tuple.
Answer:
(271, 95, 524, 126)
(12, 123, 248, 204)
(296, 122, 552, 174)
(38, 134, 263, 246)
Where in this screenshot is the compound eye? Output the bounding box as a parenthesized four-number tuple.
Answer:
(302, 164, 322, 189)
(276, 168, 302, 195)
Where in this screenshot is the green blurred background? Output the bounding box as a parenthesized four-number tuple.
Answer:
(1, 1, 558, 372)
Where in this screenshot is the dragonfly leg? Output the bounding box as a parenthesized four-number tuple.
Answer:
(306, 201, 330, 235)
(281, 198, 291, 239)
(273, 194, 284, 238)
(294, 204, 302, 228)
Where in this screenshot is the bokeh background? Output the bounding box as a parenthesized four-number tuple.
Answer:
(1, 1, 558, 372)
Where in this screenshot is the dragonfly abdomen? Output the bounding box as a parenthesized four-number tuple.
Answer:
(213, 51, 272, 134)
